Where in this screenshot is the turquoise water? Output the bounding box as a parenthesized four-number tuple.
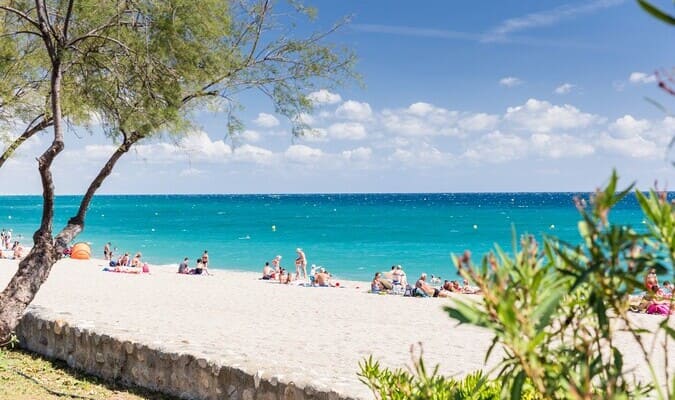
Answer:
(0, 193, 653, 281)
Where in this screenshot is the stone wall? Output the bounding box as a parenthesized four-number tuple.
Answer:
(16, 307, 353, 400)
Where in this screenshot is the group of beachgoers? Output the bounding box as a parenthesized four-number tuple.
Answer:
(259, 248, 341, 287)
(370, 265, 480, 298)
(0, 228, 25, 260)
(177, 250, 212, 275)
(631, 268, 674, 315)
(101, 242, 150, 274)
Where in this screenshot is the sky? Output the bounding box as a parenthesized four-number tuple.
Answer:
(1, 0, 674, 194)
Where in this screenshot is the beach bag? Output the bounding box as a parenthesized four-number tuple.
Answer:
(403, 285, 413, 297)
(142, 263, 150, 273)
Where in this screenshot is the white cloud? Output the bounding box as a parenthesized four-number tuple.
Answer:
(299, 127, 328, 142)
(388, 142, 449, 167)
(231, 144, 274, 164)
(342, 147, 372, 162)
(327, 122, 367, 140)
(504, 98, 601, 133)
(596, 133, 659, 158)
(629, 72, 656, 84)
(499, 77, 522, 87)
(293, 113, 315, 126)
(239, 129, 261, 143)
(284, 144, 324, 163)
(554, 83, 575, 94)
(178, 131, 232, 161)
(307, 89, 342, 105)
(381, 103, 462, 137)
(463, 130, 594, 163)
(463, 131, 528, 163)
(407, 102, 436, 116)
(253, 113, 280, 128)
(610, 115, 651, 138)
(335, 100, 373, 121)
(489, 0, 624, 38)
(530, 133, 594, 158)
(458, 113, 500, 131)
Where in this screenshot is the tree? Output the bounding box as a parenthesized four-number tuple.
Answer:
(0, 0, 355, 343)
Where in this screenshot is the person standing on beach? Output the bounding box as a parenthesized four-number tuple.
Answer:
(103, 242, 111, 261)
(201, 250, 209, 269)
(295, 248, 307, 280)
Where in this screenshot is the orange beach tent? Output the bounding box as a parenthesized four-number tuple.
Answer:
(70, 242, 91, 260)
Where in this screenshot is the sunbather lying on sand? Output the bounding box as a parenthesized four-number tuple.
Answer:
(415, 273, 451, 298)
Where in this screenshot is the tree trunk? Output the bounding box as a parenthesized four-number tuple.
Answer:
(0, 235, 58, 344)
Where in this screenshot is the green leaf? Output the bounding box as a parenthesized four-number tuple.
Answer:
(510, 370, 526, 400)
(637, 0, 675, 25)
(578, 220, 592, 239)
(533, 287, 564, 331)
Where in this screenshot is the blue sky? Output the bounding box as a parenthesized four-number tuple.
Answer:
(1, 0, 674, 194)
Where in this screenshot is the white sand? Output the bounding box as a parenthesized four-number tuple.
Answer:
(1, 258, 673, 398)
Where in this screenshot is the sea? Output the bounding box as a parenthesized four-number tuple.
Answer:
(0, 193, 655, 281)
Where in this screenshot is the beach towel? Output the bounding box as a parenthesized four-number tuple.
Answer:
(647, 303, 671, 315)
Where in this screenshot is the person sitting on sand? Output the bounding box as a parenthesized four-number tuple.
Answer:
(314, 267, 332, 287)
(645, 268, 659, 292)
(262, 262, 275, 280)
(191, 259, 203, 275)
(391, 265, 401, 285)
(461, 279, 480, 294)
(371, 272, 384, 293)
(278, 268, 293, 284)
(118, 252, 130, 267)
(272, 255, 282, 272)
(191, 258, 211, 275)
(13, 243, 24, 260)
(644, 285, 675, 315)
(394, 265, 408, 286)
(131, 252, 143, 268)
(378, 266, 394, 289)
(178, 257, 190, 274)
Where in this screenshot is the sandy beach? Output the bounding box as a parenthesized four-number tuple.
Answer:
(1, 258, 674, 398)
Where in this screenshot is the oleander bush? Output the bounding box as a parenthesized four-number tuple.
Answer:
(358, 353, 508, 400)
(360, 172, 675, 399)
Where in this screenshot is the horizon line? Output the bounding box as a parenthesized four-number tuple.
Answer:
(0, 190, 666, 196)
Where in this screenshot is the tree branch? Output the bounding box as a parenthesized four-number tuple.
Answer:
(68, 34, 133, 54)
(54, 130, 142, 251)
(61, 0, 74, 41)
(0, 5, 40, 30)
(0, 115, 53, 169)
